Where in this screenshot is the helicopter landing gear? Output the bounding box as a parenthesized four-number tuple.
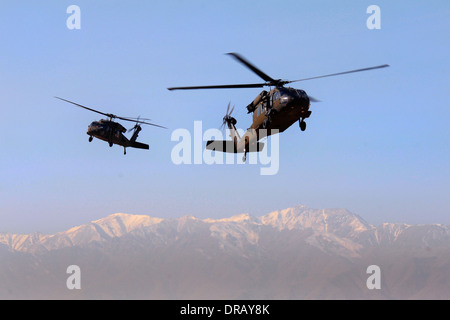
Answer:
(109, 141, 113, 147)
(299, 119, 306, 131)
(124, 147, 127, 155)
(242, 148, 247, 162)
(88, 136, 93, 142)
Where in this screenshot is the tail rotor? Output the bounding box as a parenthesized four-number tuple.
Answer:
(128, 116, 143, 134)
(221, 102, 236, 130)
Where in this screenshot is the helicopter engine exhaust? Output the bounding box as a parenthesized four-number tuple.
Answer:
(246, 90, 267, 113)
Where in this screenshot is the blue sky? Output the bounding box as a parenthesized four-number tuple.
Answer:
(0, 1, 448, 233)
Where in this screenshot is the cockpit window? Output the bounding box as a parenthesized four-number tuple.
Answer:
(295, 89, 306, 97)
(273, 91, 280, 101)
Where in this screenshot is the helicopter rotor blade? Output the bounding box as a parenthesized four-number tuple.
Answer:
(121, 115, 152, 123)
(122, 116, 152, 121)
(229, 104, 235, 116)
(128, 116, 141, 132)
(56, 96, 167, 129)
(288, 64, 390, 83)
(168, 83, 267, 91)
(221, 102, 230, 130)
(308, 96, 321, 103)
(55, 97, 115, 119)
(220, 102, 235, 130)
(226, 53, 276, 83)
(168, 52, 279, 91)
(115, 116, 168, 129)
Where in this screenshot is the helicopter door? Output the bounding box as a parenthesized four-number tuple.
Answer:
(257, 105, 264, 117)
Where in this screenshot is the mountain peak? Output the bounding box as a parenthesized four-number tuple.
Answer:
(93, 212, 163, 232)
(260, 206, 372, 234)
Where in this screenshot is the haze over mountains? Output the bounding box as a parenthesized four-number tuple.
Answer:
(1, 205, 449, 299)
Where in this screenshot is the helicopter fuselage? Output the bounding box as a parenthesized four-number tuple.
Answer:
(250, 87, 311, 135)
(87, 119, 129, 147)
(211, 87, 312, 159)
(87, 119, 149, 152)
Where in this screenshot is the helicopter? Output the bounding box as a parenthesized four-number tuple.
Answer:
(168, 53, 389, 161)
(55, 97, 166, 155)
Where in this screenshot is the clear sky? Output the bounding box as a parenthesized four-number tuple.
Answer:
(0, 1, 448, 233)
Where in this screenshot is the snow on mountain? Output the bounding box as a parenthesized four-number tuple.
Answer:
(1, 205, 449, 299)
(1, 205, 448, 257)
(0, 213, 163, 253)
(259, 206, 377, 257)
(0, 232, 44, 252)
(260, 205, 373, 234)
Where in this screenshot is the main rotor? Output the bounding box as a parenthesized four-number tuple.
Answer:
(167, 52, 389, 93)
(55, 97, 167, 129)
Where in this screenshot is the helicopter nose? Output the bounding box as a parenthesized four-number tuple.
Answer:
(294, 90, 310, 109)
(288, 95, 309, 110)
(87, 126, 95, 135)
(87, 122, 100, 134)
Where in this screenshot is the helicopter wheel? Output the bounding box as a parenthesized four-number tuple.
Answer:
(299, 119, 306, 131)
(124, 148, 127, 155)
(109, 142, 113, 147)
(88, 136, 93, 142)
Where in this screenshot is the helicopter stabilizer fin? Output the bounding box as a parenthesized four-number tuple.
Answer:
(206, 140, 264, 153)
(206, 140, 237, 153)
(130, 141, 149, 150)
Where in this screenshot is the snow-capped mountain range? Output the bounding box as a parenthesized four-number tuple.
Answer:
(1, 205, 448, 256)
(1, 205, 449, 299)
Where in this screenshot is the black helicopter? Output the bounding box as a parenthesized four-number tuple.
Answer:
(168, 53, 389, 161)
(55, 97, 166, 154)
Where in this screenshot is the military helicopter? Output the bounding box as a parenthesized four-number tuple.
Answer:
(168, 53, 389, 161)
(55, 97, 166, 155)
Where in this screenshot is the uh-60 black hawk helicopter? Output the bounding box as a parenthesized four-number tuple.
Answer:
(55, 97, 166, 155)
(168, 53, 389, 161)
